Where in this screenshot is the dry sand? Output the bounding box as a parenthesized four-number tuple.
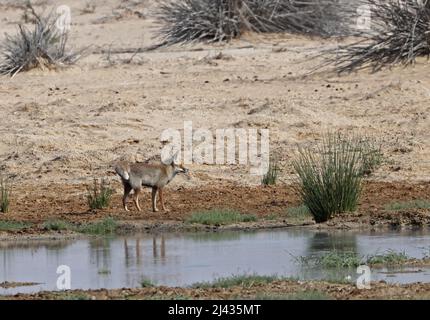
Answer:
(0, 0, 429, 222)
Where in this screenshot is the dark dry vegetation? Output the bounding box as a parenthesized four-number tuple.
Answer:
(155, 0, 356, 45)
(1, 1, 429, 74)
(0, 3, 82, 77)
(323, 0, 430, 73)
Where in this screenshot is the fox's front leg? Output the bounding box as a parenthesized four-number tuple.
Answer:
(151, 187, 159, 212)
(158, 188, 169, 212)
(123, 183, 132, 212)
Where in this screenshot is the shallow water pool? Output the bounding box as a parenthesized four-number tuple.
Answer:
(1, 227, 430, 295)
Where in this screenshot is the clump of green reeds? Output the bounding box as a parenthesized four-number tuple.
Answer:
(86, 178, 113, 210)
(1, 177, 11, 213)
(292, 133, 365, 223)
(261, 158, 280, 186)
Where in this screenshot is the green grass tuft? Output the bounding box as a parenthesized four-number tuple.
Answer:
(61, 293, 92, 300)
(140, 278, 155, 288)
(76, 217, 117, 235)
(0, 220, 32, 231)
(186, 209, 257, 225)
(286, 205, 312, 221)
(42, 219, 74, 231)
(357, 138, 383, 176)
(366, 250, 409, 266)
(261, 158, 280, 186)
(86, 178, 113, 210)
(385, 199, 430, 211)
(98, 268, 111, 275)
(253, 291, 331, 300)
(298, 251, 360, 269)
(192, 274, 288, 289)
(0, 177, 11, 213)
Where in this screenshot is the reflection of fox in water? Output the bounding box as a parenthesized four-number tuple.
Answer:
(115, 156, 188, 212)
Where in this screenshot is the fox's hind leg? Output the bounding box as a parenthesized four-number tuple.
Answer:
(133, 188, 142, 211)
(122, 183, 132, 211)
(151, 187, 159, 212)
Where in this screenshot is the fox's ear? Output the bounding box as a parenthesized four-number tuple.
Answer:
(171, 150, 179, 165)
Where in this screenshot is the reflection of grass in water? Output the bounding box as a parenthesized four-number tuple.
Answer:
(192, 274, 294, 289)
(385, 199, 430, 211)
(0, 220, 32, 231)
(252, 291, 332, 300)
(98, 268, 111, 275)
(185, 231, 247, 242)
(77, 217, 118, 235)
(186, 209, 257, 225)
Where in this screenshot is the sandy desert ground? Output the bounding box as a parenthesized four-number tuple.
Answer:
(0, 0, 429, 227)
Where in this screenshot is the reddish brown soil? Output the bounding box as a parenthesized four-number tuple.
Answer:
(0, 181, 429, 235)
(6, 280, 430, 300)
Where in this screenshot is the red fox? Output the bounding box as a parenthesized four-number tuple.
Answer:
(115, 158, 188, 212)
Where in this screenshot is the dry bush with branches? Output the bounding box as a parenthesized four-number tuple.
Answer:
(323, 0, 430, 73)
(155, 0, 358, 46)
(0, 4, 82, 77)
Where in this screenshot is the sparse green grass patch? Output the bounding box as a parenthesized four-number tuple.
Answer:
(263, 213, 278, 221)
(252, 291, 331, 300)
(42, 219, 74, 231)
(357, 138, 383, 176)
(86, 178, 113, 210)
(186, 209, 257, 225)
(76, 217, 117, 235)
(385, 200, 430, 211)
(286, 205, 312, 222)
(298, 251, 360, 269)
(0, 220, 32, 231)
(192, 274, 289, 289)
(60, 293, 92, 300)
(366, 250, 409, 266)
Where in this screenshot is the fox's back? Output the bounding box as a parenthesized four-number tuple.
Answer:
(129, 163, 173, 188)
